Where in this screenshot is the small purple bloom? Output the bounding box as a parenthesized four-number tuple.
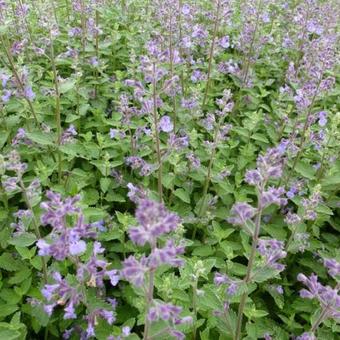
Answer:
(219, 35, 230, 49)
(159, 115, 173, 133)
(318, 111, 327, 127)
(227, 202, 256, 226)
(121, 255, 148, 287)
(24, 86, 35, 101)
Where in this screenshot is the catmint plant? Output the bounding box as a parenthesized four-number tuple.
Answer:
(296, 258, 340, 338)
(229, 146, 287, 340)
(121, 198, 190, 339)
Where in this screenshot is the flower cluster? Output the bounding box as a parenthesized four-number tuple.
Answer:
(257, 239, 287, 271)
(38, 192, 119, 338)
(297, 271, 340, 319)
(245, 147, 285, 187)
(121, 198, 188, 338)
(37, 191, 98, 260)
(214, 272, 240, 296)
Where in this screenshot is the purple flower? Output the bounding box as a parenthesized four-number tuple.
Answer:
(109, 128, 118, 139)
(261, 187, 287, 208)
(148, 240, 185, 268)
(69, 240, 86, 255)
(214, 272, 229, 286)
(106, 270, 120, 286)
(89, 56, 99, 66)
(126, 182, 147, 203)
(122, 326, 131, 337)
(186, 152, 200, 169)
(297, 273, 340, 318)
(324, 258, 340, 278)
(258, 239, 287, 271)
(64, 302, 76, 319)
(148, 302, 182, 322)
(125, 156, 153, 176)
(219, 35, 230, 49)
(159, 115, 173, 133)
(296, 332, 316, 340)
(214, 272, 239, 296)
(245, 170, 262, 186)
(227, 202, 256, 226)
(2, 176, 19, 193)
(318, 111, 327, 127)
(2, 89, 11, 102)
(121, 255, 148, 287)
(275, 285, 284, 294)
(61, 125, 77, 144)
(284, 212, 301, 225)
(168, 133, 189, 150)
(40, 191, 81, 229)
(24, 86, 35, 101)
(128, 199, 180, 246)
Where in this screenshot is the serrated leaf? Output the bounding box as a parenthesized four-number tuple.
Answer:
(0, 253, 20, 271)
(9, 233, 36, 247)
(26, 132, 55, 146)
(174, 188, 190, 204)
(0, 305, 18, 319)
(295, 161, 315, 180)
(59, 79, 76, 93)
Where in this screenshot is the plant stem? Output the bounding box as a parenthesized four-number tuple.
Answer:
(284, 79, 322, 184)
(143, 242, 156, 340)
(241, 0, 263, 86)
(19, 179, 48, 283)
(168, 9, 177, 132)
(309, 283, 340, 335)
(177, 0, 185, 95)
(80, 0, 87, 58)
(152, 62, 163, 202)
(316, 134, 332, 181)
(94, 8, 99, 98)
(234, 186, 264, 340)
(0, 35, 38, 125)
(192, 118, 222, 239)
(202, 0, 221, 109)
(49, 33, 62, 183)
(192, 279, 198, 340)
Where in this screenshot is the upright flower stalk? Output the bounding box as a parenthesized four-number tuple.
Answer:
(121, 199, 189, 340)
(228, 147, 287, 340)
(0, 35, 38, 125)
(296, 259, 340, 339)
(240, 0, 263, 86)
(49, 32, 62, 183)
(197, 90, 234, 220)
(202, 0, 221, 109)
(1, 151, 47, 282)
(152, 62, 163, 202)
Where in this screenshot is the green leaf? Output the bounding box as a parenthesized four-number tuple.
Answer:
(8, 268, 31, 285)
(100, 178, 111, 193)
(321, 173, 340, 187)
(0, 305, 18, 319)
(192, 245, 214, 257)
(8, 233, 36, 247)
(59, 79, 76, 93)
(244, 307, 269, 319)
(174, 188, 190, 204)
(198, 287, 222, 310)
(251, 133, 269, 143)
(252, 267, 281, 283)
(0, 253, 21, 271)
(295, 161, 315, 180)
(26, 132, 55, 146)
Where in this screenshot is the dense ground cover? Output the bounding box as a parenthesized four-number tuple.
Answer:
(0, 0, 339, 339)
